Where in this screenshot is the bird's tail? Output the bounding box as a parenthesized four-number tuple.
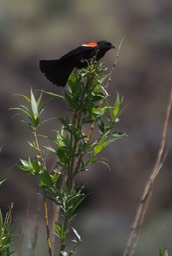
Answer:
(39, 59, 74, 87)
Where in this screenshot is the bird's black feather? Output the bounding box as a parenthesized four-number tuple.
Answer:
(39, 40, 115, 87)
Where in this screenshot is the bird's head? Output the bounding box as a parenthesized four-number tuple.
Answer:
(97, 41, 115, 50)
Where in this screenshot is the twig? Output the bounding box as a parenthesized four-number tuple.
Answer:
(92, 38, 125, 145)
(123, 88, 172, 256)
(3, 202, 14, 232)
(105, 34, 125, 89)
(44, 195, 52, 256)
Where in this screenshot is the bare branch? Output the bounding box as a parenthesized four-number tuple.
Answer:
(105, 34, 126, 89)
(123, 88, 172, 256)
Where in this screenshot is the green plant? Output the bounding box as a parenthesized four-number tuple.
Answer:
(14, 61, 125, 256)
(159, 246, 168, 256)
(0, 175, 13, 256)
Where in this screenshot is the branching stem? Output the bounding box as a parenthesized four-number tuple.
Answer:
(123, 88, 172, 256)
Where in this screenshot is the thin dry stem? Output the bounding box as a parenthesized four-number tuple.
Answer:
(123, 88, 172, 256)
(88, 38, 125, 145)
(105, 34, 125, 89)
(3, 202, 13, 235)
(44, 196, 52, 256)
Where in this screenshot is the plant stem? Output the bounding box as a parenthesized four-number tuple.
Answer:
(44, 195, 52, 256)
(59, 214, 69, 253)
(33, 129, 47, 168)
(59, 78, 92, 254)
(33, 129, 52, 256)
(123, 88, 172, 256)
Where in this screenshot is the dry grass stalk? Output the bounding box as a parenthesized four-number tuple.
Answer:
(123, 88, 172, 256)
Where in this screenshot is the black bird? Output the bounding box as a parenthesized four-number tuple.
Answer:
(39, 40, 115, 87)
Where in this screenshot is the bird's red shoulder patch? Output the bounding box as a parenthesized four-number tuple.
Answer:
(81, 41, 97, 47)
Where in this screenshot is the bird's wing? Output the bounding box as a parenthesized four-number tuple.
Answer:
(60, 45, 95, 61)
(40, 59, 74, 87)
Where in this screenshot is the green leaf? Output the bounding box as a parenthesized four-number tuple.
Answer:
(112, 131, 126, 138)
(44, 91, 64, 99)
(0, 208, 12, 256)
(159, 246, 168, 256)
(19, 159, 40, 174)
(20, 159, 32, 171)
(13, 93, 31, 103)
(54, 222, 67, 240)
(38, 170, 53, 188)
(164, 249, 168, 256)
(28, 140, 37, 149)
(113, 93, 123, 117)
(37, 90, 43, 108)
(68, 194, 85, 215)
(72, 227, 82, 243)
(93, 130, 124, 154)
(59, 116, 70, 128)
(53, 130, 65, 147)
(93, 132, 109, 154)
(60, 251, 70, 256)
(54, 172, 64, 190)
(32, 161, 40, 173)
(13, 106, 33, 119)
(92, 106, 106, 117)
(43, 146, 56, 153)
(30, 89, 38, 117)
(0, 179, 6, 186)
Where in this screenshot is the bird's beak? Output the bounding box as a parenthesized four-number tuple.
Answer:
(111, 44, 115, 49)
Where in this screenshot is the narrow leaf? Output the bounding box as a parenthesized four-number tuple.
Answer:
(31, 90, 38, 117)
(72, 227, 82, 242)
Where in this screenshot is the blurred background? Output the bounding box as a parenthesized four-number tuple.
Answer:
(0, 0, 172, 255)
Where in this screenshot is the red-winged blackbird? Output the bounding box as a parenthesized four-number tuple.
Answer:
(39, 40, 115, 87)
